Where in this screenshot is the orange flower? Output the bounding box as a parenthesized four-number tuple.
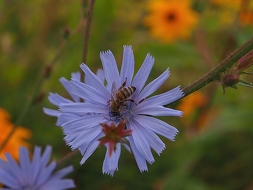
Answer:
(240, 11, 253, 26)
(177, 91, 207, 118)
(143, 0, 198, 43)
(0, 108, 31, 160)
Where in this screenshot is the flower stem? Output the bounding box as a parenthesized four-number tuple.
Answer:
(81, 0, 96, 64)
(80, 0, 96, 98)
(0, 37, 68, 152)
(182, 37, 253, 97)
(56, 0, 97, 168)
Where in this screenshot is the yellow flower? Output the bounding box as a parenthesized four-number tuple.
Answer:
(0, 108, 31, 160)
(143, 0, 198, 43)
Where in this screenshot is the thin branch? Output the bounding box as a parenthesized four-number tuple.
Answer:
(81, 0, 96, 64)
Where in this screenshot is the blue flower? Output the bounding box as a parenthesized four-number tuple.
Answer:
(45, 45, 184, 174)
(0, 146, 75, 190)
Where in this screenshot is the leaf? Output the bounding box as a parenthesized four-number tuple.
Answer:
(238, 80, 253, 88)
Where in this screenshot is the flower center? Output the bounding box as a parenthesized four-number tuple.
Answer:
(108, 101, 135, 123)
(165, 12, 177, 22)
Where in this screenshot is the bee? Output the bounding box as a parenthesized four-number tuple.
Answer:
(109, 80, 136, 117)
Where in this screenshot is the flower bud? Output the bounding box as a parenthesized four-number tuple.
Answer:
(237, 50, 253, 72)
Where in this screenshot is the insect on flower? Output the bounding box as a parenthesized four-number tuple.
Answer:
(109, 79, 136, 119)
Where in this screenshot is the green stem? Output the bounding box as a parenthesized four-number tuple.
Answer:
(182, 36, 253, 97)
(56, 0, 96, 168)
(81, 0, 96, 64)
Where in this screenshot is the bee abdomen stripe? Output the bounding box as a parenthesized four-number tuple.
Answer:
(122, 87, 135, 98)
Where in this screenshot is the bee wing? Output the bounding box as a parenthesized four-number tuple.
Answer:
(111, 81, 117, 98)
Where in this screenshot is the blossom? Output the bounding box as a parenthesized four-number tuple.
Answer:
(44, 45, 184, 174)
(143, 0, 198, 43)
(0, 108, 31, 160)
(0, 146, 75, 189)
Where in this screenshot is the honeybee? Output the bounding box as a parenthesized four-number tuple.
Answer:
(109, 80, 136, 117)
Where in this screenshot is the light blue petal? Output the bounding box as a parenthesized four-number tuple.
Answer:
(71, 71, 81, 81)
(33, 146, 53, 186)
(95, 69, 105, 84)
(103, 143, 121, 176)
(80, 138, 101, 164)
(128, 119, 154, 163)
(65, 127, 102, 150)
(136, 69, 170, 103)
(48, 93, 73, 106)
(80, 63, 109, 94)
(120, 45, 134, 86)
(61, 114, 107, 132)
(39, 166, 75, 190)
(2, 153, 23, 181)
(43, 108, 59, 117)
(35, 162, 56, 187)
(60, 77, 79, 102)
(128, 136, 148, 172)
(134, 105, 183, 117)
(132, 119, 165, 155)
(56, 113, 81, 126)
(71, 78, 109, 104)
(134, 115, 178, 141)
(19, 147, 31, 183)
(40, 180, 75, 190)
(142, 86, 184, 106)
(0, 155, 20, 187)
(60, 102, 107, 114)
(132, 54, 154, 97)
(100, 50, 120, 89)
(0, 169, 18, 188)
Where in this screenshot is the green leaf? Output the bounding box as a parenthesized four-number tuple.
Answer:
(238, 79, 253, 88)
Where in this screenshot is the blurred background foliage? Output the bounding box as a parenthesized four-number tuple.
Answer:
(1, 0, 253, 189)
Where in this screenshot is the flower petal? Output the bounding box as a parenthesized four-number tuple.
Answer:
(134, 104, 183, 116)
(60, 77, 79, 102)
(132, 53, 154, 96)
(80, 137, 101, 164)
(48, 93, 73, 106)
(100, 50, 120, 89)
(43, 108, 59, 117)
(71, 78, 109, 104)
(80, 63, 109, 95)
(134, 115, 179, 141)
(143, 86, 184, 106)
(65, 126, 102, 150)
(128, 137, 148, 172)
(136, 68, 170, 102)
(102, 143, 121, 176)
(62, 114, 107, 132)
(132, 119, 165, 155)
(128, 119, 154, 164)
(56, 113, 80, 126)
(60, 102, 107, 114)
(120, 45, 135, 86)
